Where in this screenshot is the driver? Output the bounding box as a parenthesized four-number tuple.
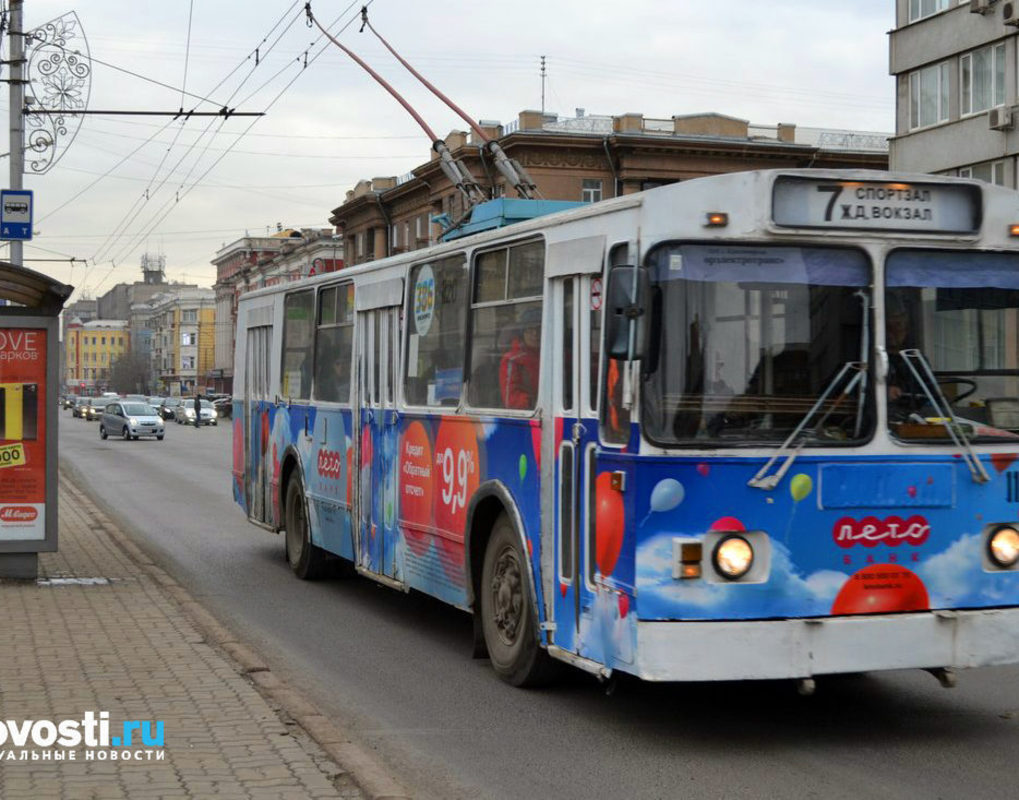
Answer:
(886, 294, 911, 403)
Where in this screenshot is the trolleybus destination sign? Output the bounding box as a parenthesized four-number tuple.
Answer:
(771, 176, 981, 234)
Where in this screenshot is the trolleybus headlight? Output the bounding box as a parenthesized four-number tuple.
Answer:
(988, 526, 1019, 568)
(712, 535, 754, 581)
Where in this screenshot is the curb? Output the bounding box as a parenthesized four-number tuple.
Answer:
(59, 469, 412, 800)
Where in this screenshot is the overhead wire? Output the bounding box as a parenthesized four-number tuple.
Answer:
(87, 2, 320, 284)
(88, 1, 372, 293)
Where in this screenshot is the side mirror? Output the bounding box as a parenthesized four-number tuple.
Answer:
(605, 265, 649, 360)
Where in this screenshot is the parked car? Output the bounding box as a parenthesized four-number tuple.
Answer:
(147, 396, 165, 408)
(210, 395, 232, 419)
(72, 396, 90, 417)
(174, 400, 217, 426)
(158, 397, 183, 420)
(99, 401, 164, 441)
(84, 398, 105, 421)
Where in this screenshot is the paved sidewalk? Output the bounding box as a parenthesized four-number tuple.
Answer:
(0, 472, 391, 799)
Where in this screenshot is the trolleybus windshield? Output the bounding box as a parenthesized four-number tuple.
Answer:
(642, 243, 872, 446)
(886, 249, 1019, 442)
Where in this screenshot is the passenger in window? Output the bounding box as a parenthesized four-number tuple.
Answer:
(319, 355, 349, 403)
(500, 306, 542, 409)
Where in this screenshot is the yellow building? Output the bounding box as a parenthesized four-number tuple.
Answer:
(64, 320, 129, 393)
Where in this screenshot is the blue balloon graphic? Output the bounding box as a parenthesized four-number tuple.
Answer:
(649, 478, 684, 515)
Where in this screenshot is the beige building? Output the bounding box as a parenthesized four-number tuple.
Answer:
(331, 109, 890, 267)
(141, 288, 216, 396)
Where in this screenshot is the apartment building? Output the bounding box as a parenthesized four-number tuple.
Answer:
(890, 0, 1019, 184)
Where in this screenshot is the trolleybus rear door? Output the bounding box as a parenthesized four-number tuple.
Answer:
(355, 303, 402, 581)
(243, 322, 273, 526)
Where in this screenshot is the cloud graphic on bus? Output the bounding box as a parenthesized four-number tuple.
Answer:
(635, 534, 846, 617)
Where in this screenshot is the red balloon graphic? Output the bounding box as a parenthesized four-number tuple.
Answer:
(709, 516, 745, 532)
(399, 421, 433, 557)
(831, 564, 929, 616)
(433, 419, 480, 582)
(618, 593, 630, 619)
(595, 472, 625, 576)
(345, 447, 353, 505)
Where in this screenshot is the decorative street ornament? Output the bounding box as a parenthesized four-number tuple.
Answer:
(24, 12, 91, 175)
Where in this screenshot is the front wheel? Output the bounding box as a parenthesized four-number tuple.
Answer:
(284, 475, 329, 580)
(480, 513, 558, 687)
(99, 425, 107, 440)
(122, 426, 130, 441)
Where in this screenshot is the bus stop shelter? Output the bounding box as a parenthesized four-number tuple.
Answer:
(0, 261, 73, 578)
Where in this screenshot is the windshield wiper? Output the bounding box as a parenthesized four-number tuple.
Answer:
(748, 361, 867, 490)
(898, 348, 989, 483)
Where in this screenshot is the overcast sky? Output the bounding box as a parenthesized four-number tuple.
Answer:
(3, 1, 895, 305)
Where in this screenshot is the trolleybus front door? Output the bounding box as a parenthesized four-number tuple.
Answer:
(355, 306, 401, 580)
(551, 273, 600, 657)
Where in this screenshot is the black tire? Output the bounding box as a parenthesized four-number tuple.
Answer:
(480, 513, 558, 687)
(99, 425, 107, 440)
(122, 426, 130, 441)
(284, 474, 329, 580)
(156, 434, 164, 441)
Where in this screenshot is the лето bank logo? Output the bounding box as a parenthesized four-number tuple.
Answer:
(0, 711, 166, 762)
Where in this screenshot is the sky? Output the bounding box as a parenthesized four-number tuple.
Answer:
(1, 1, 896, 305)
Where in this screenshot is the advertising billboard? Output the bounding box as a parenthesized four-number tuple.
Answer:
(0, 327, 46, 541)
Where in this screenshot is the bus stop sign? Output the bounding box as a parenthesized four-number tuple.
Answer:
(1, 190, 33, 241)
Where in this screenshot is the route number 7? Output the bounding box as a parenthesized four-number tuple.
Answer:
(817, 185, 843, 221)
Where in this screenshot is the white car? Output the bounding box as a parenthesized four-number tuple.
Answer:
(100, 401, 165, 441)
(174, 401, 218, 426)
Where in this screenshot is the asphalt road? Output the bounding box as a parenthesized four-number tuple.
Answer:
(59, 410, 1019, 800)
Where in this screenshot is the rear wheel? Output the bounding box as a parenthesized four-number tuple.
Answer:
(284, 474, 329, 580)
(480, 513, 558, 687)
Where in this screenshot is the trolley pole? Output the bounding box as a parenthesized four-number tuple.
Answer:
(8, 0, 25, 267)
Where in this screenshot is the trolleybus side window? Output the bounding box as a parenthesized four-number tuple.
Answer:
(405, 255, 467, 407)
(281, 289, 314, 400)
(467, 240, 545, 410)
(313, 283, 354, 404)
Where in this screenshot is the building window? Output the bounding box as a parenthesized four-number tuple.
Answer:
(959, 160, 1006, 185)
(907, 0, 958, 23)
(961, 43, 1005, 116)
(181, 355, 195, 370)
(181, 332, 196, 346)
(581, 179, 603, 204)
(909, 62, 950, 129)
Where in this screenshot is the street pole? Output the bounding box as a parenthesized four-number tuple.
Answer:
(8, 0, 24, 267)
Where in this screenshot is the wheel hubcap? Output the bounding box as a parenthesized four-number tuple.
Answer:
(490, 546, 523, 646)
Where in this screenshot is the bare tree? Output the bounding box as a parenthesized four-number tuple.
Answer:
(108, 352, 153, 395)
